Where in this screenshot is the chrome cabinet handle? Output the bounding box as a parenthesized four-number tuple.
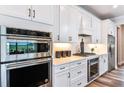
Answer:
(33, 10, 35, 18)
(58, 35, 60, 40)
(77, 71, 82, 74)
(77, 62, 81, 65)
(104, 59, 106, 63)
(28, 8, 31, 17)
(77, 82, 82, 86)
(60, 67, 65, 70)
(68, 72, 70, 78)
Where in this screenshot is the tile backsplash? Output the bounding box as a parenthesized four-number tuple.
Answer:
(53, 43, 72, 58)
(53, 41, 107, 58)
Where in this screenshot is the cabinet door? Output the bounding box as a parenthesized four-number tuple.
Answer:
(32, 5, 54, 25)
(99, 55, 108, 75)
(54, 71, 70, 87)
(92, 17, 101, 43)
(52, 5, 60, 42)
(103, 55, 108, 72)
(68, 6, 82, 42)
(59, 5, 69, 42)
(99, 56, 104, 75)
(0, 5, 31, 20)
(59, 6, 82, 43)
(81, 12, 92, 35)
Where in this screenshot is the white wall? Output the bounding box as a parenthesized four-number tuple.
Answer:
(111, 15, 124, 25)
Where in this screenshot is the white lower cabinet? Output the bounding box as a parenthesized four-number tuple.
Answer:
(99, 54, 108, 76)
(53, 70, 70, 87)
(71, 76, 87, 87)
(53, 59, 87, 87)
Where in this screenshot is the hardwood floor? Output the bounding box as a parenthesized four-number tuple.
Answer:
(87, 65, 124, 87)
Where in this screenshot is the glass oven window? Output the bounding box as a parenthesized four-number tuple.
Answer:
(8, 62, 49, 87)
(27, 43, 37, 53)
(90, 63, 98, 77)
(37, 43, 49, 52)
(17, 42, 28, 54)
(8, 42, 17, 55)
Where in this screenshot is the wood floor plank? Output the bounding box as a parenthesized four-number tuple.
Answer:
(88, 81, 109, 87)
(87, 65, 124, 87)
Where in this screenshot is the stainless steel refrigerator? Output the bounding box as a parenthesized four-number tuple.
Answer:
(108, 35, 115, 71)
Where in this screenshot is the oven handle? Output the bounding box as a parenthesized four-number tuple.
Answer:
(7, 36, 52, 41)
(6, 58, 51, 70)
(90, 61, 98, 66)
(1, 34, 52, 40)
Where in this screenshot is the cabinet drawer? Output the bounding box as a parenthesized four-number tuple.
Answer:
(55, 64, 69, 73)
(71, 76, 87, 87)
(70, 60, 86, 68)
(70, 65, 87, 79)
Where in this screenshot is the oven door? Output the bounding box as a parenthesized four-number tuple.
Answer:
(88, 60, 99, 82)
(1, 59, 52, 87)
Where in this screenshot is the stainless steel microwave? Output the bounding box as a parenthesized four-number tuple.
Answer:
(0, 26, 52, 62)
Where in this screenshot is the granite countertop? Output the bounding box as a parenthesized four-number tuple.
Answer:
(53, 56, 86, 65)
(53, 53, 108, 66)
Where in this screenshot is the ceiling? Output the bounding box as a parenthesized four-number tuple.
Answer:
(80, 5, 124, 19)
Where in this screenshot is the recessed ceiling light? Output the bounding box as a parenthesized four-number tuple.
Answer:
(113, 5, 118, 8)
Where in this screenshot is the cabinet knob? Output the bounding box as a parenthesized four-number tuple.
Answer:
(96, 39, 98, 43)
(60, 67, 65, 70)
(77, 82, 82, 86)
(104, 59, 106, 63)
(68, 36, 72, 41)
(77, 62, 81, 65)
(77, 71, 82, 74)
(57, 35, 60, 40)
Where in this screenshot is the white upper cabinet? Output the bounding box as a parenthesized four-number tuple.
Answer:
(68, 6, 82, 42)
(101, 19, 116, 44)
(59, 6, 81, 43)
(92, 17, 101, 43)
(108, 20, 116, 36)
(59, 5, 70, 42)
(0, 5, 54, 25)
(32, 5, 54, 25)
(82, 13, 92, 30)
(52, 6, 60, 42)
(0, 5, 31, 20)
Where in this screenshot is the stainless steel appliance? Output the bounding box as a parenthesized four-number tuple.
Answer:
(0, 26, 52, 62)
(1, 58, 52, 87)
(108, 35, 115, 71)
(0, 26, 52, 87)
(87, 57, 99, 82)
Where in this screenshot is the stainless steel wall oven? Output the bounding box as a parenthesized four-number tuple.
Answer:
(0, 26, 52, 62)
(1, 58, 52, 87)
(0, 26, 52, 87)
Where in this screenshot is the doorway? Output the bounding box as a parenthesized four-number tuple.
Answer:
(117, 25, 124, 67)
